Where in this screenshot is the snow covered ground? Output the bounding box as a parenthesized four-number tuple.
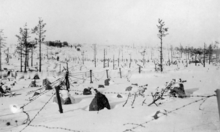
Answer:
(0, 45, 220, 132)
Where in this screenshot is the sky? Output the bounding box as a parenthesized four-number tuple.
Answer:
(0, 0, 220, 48)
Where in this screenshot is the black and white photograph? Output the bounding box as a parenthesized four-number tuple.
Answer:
(0, 0, 220, 132)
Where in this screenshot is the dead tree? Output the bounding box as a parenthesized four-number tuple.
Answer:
(157, 19, 169, 72)
(93, 44, 97, 67)
(0, 30, 6, 71)
(203, 43, 206, 67)
(208, 44, 213, 64)
(103, 49, 105, 68)
(16, 25, 36, 72)
(32, 18, 46, 72)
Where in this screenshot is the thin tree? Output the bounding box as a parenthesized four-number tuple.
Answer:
(24, 27, 29, 72)
(16, 25, 34, 72)
(208, 44, 213, 64)
(32, 18, 46, 72)
(203, 43, 206, 67)
(140, 49, 146, 67)
(92, 44, 97, 67)
(0, 30, 6, 71)
(103, 49, 105, 68)
(157, 19, 169, 72)
(15, 33, 24, 72)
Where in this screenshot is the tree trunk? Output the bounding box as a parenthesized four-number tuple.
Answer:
(0, 40, 2, 71)
(20, 45, 23, 72)
(31, 47, 33, 66)
(24, 33, 27, 73)
(94, 44, 96, 67)
(113, 55, 114, 69)
(171, 47, 173, 63)
(203, 44, 205, 67)
(195, 54, 197, 66)
(129, 54, 131, 68)
(103, 49, 105, 68)
(39, 24, 42, 72)
(160, 37, 163, 72)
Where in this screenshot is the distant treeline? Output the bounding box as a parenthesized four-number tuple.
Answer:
(46, 41, 69, 47)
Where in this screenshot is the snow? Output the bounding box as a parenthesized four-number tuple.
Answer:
(0, 45, 220, 132)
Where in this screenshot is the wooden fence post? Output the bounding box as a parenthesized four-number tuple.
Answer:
(203, 43, 206, 67)
(215, 89, 220, 120)
(90, 70, 93, 83)
(139, 66, 141, 74)
(113, 55, 115, 70)
(103, 49, 105, 68)
(106, 69, 109, 79)
(65, 62, 70, 91)
(119, 68, 122, 78)
(129, 55, 131, 68)
(118, 58, 119, 67)
(55, 86, 63, 113)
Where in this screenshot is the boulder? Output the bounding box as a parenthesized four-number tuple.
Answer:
(98, 85, 105, 88)
(126, 86, 132, 91)
(104, 79, 110, 86)
(83, 88, 92, 95)
(89, 89, 110, 111)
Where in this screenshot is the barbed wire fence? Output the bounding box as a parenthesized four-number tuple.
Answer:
(18, 74, 84, 132)
(0, 76, 66, 130)
(123, 94, 217, 132)
(1, 67, 220, 132)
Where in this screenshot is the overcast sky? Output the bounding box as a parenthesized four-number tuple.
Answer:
(0, 0, 220, 47)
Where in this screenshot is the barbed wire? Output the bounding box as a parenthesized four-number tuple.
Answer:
(62, 88, 216, 100)
(69, 75, 85, 80)
(123, 94, 216, 132)
(69, 72, 86, 76)
(69, 77, 87, 88)
(26, 76, 65, 96)
(19, 91, 55, 132)
(0, 77, 65, 129)
(28, 124, 84, 132)
(92, 71, 106, 81)
(22, 77, 65, 108)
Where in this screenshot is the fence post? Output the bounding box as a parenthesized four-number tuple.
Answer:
(90, 70, 93, 83)
(129, 55, 131, 68)
(139, 66, 141, 74)
(106, 69, 109, 79)
(55, 86, 63, 113)
(118, 58, 119, 67)
(215, 89, 220, 120)
(65, 62, 70, 91)
(119, 68, 122, 78)
(113, 55, 115, 70)
(103, 49, 105, 68)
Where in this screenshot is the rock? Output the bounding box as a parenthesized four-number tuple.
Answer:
(83, 88, 92, 95)
(117, 94, 122, 98)
(126, 86, 132, 91)
(89, 89, 110, 111)
(98, 85, 105, 88)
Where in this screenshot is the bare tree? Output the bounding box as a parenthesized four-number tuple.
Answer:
(32, 18, 46, 72)
(157, 19, 169, 72)
(203, 43, 206, 67)
(0, 30, 6, 71)
(92, 44, 97, 67)
(140, 49, 146, 67)
(208, 44, 213, 64)
(16, 25, 36, 72)
(16, 29, 24, 72)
